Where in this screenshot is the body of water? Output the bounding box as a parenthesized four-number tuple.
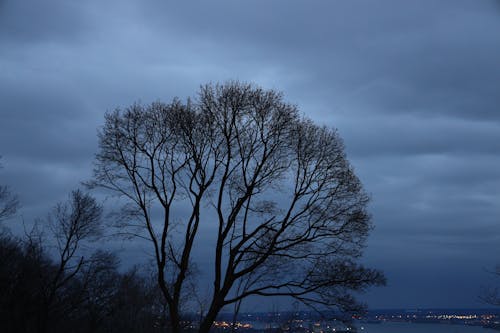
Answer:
(359, 322, 498, 333)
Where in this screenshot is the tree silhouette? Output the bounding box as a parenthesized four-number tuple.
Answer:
(0, 157, 19, 222)
(90, 81, 385, 333)
(37, 190, 103, 333)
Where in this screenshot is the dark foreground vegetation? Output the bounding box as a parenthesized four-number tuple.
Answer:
(0, 227, 166, 333)
(0, 185, 165, 332)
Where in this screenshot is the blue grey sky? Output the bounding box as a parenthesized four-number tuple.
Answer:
(1, 0, 499, 309)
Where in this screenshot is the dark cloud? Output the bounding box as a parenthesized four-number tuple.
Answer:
(1, 0, 499, 309)
(0, 1, 90, 45)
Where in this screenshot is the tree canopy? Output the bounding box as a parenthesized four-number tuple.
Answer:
(90, 81, 385, 333)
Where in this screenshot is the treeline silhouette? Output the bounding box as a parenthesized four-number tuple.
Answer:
(0, 190, 169, 333)
(0, 232, 169, 333)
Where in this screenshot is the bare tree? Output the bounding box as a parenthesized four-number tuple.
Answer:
(38, 189, 103, 333)
(0, 157, 19, 222)
(90, 81, 385, 333)
(46, 189, 103, 296)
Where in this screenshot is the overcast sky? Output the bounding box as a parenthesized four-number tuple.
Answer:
(1, 0, 500, 310)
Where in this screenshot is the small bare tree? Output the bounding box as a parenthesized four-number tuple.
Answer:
(48, 190, 103, 282)
(90, 81, 385, 333)
(0, 157, 19, 222)
(38, 189, 103, 333)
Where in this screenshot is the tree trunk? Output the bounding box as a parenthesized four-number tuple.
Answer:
(199, 316, 214, 333)
(198, 303, 222, 333)
(168, 305, 181, 333)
